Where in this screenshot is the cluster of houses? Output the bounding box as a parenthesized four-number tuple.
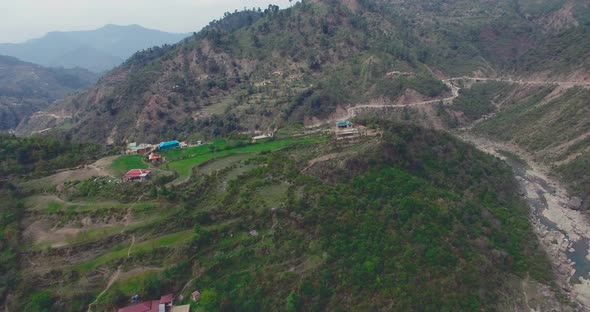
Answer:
(122, 140, 182, 182)
(118, 292, 200, 312)
(127, 140, 183, 155)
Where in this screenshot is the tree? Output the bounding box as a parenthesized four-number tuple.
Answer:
(286, 292, 302, 312)
(200, 289, 218, 308)
(24, 291, 53, 312)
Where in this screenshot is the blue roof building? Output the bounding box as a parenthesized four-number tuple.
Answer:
(336, 120, 353, 128)
(159, 140, 180, 151)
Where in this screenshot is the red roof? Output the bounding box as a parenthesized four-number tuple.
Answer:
(149, 300, 160, 312)
(118, 300, 160, 312)
(160, 293, 173, 304)
(117, 302, 152, 312)
(118, 294, 172, 312)
(149, 153, 161, 160)
(123, 169, 151, 178)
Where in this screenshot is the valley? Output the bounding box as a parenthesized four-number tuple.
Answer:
(2, 0, 590, 311)
(460, 134, 590, 308)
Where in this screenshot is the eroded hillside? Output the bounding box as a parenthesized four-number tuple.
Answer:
(21, 0, 590, 144)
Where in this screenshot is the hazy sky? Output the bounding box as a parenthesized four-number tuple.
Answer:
(0, 0, 293, 43)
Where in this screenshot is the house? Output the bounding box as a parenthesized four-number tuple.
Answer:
(336, 120, 353, 129)
(117, 300, 160, 312)
(123, 169, 152, 182)
(118, 293, 178, 312)
(252, 133, 274, 142)
(159, 141, 180, 151)
(127, 142, 154, 154)
(148, 153, 163, 164)
(191, 290, 200, 301)
(159, 294, 174, 307)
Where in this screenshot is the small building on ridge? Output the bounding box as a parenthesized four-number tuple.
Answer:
(159, 141, 180, 151)
(336, 120, 353, 129)
(127, 142, 154, 154)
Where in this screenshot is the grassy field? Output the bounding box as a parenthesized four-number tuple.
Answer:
(164, 136, 326, 181)
(161, 140, 229, 162)
(107, 136, 325, 181)
(25, 195, 160, 213)
(110, 155, 149, 176)
(198, 154, 253, 175)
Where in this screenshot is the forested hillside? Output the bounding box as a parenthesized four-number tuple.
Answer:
(3, 122, 563, 311)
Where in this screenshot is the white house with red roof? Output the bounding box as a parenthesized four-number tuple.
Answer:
(117, 293, 175, 312)
(122, 169, 152, 182)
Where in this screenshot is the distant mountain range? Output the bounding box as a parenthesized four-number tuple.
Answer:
(0, 55, 98, 130)
(0, 24, 189, 72)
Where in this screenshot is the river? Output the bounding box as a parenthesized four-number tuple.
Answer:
(458, 133, 590, 309)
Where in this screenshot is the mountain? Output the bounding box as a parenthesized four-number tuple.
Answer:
(16, 0, 590, 144)
(0, 55, 98, 131)
(0, 24, 189, 73)
(5, 1, 590, 310)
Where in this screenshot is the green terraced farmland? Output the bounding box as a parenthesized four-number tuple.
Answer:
(110, 155, 149, 176)
(74, 230, 193, 273)
(164, 136, 326, 182)
(161, 139, 228, 162)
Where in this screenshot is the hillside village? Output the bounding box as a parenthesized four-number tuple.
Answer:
(118, 121, 363, 183)
(2, 0, 590, 311)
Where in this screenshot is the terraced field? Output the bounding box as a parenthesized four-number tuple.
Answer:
(164, 137, 326, 182)
(108, 136, 327, 184)
(12, 134, 330, 311)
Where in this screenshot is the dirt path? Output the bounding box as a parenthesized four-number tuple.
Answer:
(337, 76, 590, 122)
(86, 195, 142, 311)
(446, 76, 590, 88)
(86, 266, 121, 312)
(458, 133, 590, 309)
(127, 235, 135, 257)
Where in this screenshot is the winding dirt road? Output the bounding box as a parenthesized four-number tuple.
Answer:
(335, 76, 590, 308)
(343, 76, 590, 120)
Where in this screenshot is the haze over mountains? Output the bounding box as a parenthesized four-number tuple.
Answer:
(0, 55, 98, 130)
(0, 24, 189, 72)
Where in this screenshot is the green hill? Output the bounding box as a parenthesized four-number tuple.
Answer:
(4, 122, 562, 311)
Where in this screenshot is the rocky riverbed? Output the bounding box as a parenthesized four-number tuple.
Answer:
(459, 134, 590, 310)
